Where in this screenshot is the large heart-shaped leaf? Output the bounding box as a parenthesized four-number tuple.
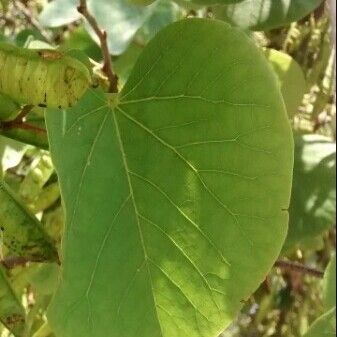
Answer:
(284, 134, 336, 251)
(214, 0, 325, 31)
(46, 19, 293, 337)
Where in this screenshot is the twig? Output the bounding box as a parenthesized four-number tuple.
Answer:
(0, 105, 47, 133)
(1, 255, 61, 269)
(275, 260, 324, 278)
(77, 0, 118, 93)
(1, 256, 28, 269)
(6, 122, 47, 133)
(13, 104, 34, 121)
(12, 1, 52, 43)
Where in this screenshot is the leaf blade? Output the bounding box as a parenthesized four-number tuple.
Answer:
(46, 19, 294, 337)
(0, 266, 26, 337)
(0, 180, 58, 262)
(303, 307, 336, 337)
(264, 49, 306, 117)
(323, 254, 336, 311)
(284, 134, 336, 251)
(214, 0, 325, 31)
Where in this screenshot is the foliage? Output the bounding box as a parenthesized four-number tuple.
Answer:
(284, 134, 336, 251)
(213, 0, 326, 31)
(0, 1, 335, 337)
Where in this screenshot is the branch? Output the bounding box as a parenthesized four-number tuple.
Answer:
(13, 1, 52, 43)
(77, 0, 118, 93)
(1, 254, 61, 269)
(1, 256, 28, 269)
(275, 260, 324, 278)
(0, 105, 47, 134)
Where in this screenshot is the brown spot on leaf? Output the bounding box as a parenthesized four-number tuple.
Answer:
(38, 50, 63, 60)
(4, 313, 25, 328)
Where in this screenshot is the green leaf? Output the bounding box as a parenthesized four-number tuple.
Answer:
(138, 0, 182, 43)
(60, 27, 102, 62)
(0, 180, 58, 262)
(28, 263, 60, 296)
(190, 0, 244, 6)
(284, 134, 336, 251)
(0, 92, 21, 121)
(264, 49, 306, 117)
(15, 29, 46, 47)
(38, 0, 81, 27)
(46, 19, 293, 337)
(31, 323, 53, 337)
(0, 266, 25, 337)
(323, 254, 336, 311)
(39, 0, 155, 55)
(214, 0, 325, 31)
(30, 182, 60, 214)
(127, 0, 157, 6)
(19, 153, 54, 203)
(303, 307, 336, 337)
(114, 43, 144, 86)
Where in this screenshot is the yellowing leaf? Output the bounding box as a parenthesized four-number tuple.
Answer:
(0, 267, 25, 337)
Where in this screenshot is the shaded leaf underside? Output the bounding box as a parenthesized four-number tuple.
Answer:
(285, 134, 336, 250)
(215, 0, 325, 31)
(46, 19, 293, 337)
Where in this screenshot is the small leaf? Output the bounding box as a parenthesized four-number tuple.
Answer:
(28, 263, 60, 296)
(190, 0, 244, 6)
(303, 307, 336, 337)
(138, 0, 183, 43)
(0, 180, 58, 262)
(323, 254, 336, 311)
(38, 0, 81, 27)
(30, 183, 60, 214)
(19, 153, 54, 203)
(284, 134, 336, 251)
(15, 29, 47, 47)
(31, 322, 53, 337)
(114, 43, 143, 86)
(127, 0, 157, 6)
(264, 49, 306, 117)
(46, 19, 293, 337)
(0, 92, 21, 122)
(60, 27, 102, 61)
(214, 0, 325, 31)
(0, 266, 25, 337)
